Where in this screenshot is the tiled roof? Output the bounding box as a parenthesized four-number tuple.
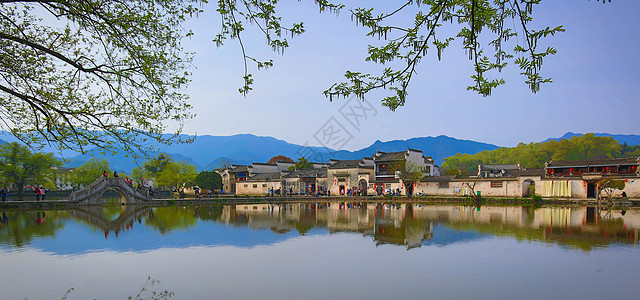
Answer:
(546, 157, 639, 168)
(230, 165, 249, 173)
(329, 159, 373, 169)
(375, 151, 406, 161)
(421, 175, 456, 182)
(504, 169, 545, 177)
(479, 164, 520, 171)
(252, 162, 277, 166)
(283, 168, 327, 178)
(247, 172, 281, 181)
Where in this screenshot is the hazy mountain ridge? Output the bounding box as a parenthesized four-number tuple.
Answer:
(59, 134, 502, 173)
(329, 135, 500, 165)
(543, 132, 640, 145)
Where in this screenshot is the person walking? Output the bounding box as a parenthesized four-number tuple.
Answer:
(35, 187, 41, 201)
(1, 187, 7, 202)
(103, 171, 108, 177)
(113, 171, 118, 178)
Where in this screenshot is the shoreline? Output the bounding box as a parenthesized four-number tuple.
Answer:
(1, 195, 639, 209)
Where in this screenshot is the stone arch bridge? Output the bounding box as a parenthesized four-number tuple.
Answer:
(67, 177, 153, 205)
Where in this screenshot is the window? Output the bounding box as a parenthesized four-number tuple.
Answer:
(253, 184, 258, 188)
(438, 182, 449, 188)
(490, 181, 503, 188)
(262, 184, 267, 187)
(243, 184, 248, 188)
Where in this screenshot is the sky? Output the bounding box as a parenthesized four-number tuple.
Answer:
(174, 1, 640, 151)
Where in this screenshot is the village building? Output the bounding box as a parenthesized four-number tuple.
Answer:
(372, 149, 440, 195)
(282, 168, 328, 195)
(477, 164, 521, 177)
(234, 172, 283, 195)
(219, 160, 294, 194)
(542, 157, 640, 198)
(326, 158, 375, 195)
(415, 168, 544, 198)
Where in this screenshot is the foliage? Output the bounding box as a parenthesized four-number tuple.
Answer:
(442, 133, 634, 175)
(71, 158, 111, 187)
(267, 155, 293, 164)
(133, 154, 198, 196)
(209, 1, 620, 110)
(288, 156, 314, 171)
(143, 153, 174, 177)
(389, 161, 423, 184)
(155, 161, 198, 192)
(195, 171, 222, 190)
(0, 142, 62, 197)
(128, 276, 175, 300)
(0, 0, 201, 154)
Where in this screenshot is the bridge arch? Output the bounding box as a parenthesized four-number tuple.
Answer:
(68, 177, 152, 205)
(98, 186, 129, 205)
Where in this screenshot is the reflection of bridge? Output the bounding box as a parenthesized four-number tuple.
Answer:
(68, 205, 153, 234)
(67, 177, 152, 205)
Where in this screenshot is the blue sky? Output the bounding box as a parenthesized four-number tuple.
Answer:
(175, 1, 640, 150)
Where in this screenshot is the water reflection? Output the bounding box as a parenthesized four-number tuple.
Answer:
(1, 202, 638, 252)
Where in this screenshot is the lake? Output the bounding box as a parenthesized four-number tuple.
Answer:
(1, 202, 639, 299)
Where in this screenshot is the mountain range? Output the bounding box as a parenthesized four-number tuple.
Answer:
(1, 132, 639, 173)
(66, 134, 501, 173)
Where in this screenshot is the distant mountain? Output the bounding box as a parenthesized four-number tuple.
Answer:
(203, 157, 235, 170)
(64, 148, 197, 174)
(331, 135, 499, 165)
(63, 134, 331, 173)
(62, 134, 498, 172)
(0, 131, 501, 172)
(543, 132, 640, 145)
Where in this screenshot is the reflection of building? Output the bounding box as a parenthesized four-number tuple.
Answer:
(223, 203, 640, 249)
(373, 207, 434, 250)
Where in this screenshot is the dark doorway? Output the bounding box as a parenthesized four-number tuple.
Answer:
(587, 182, 596, 198)
(405, 182, 414, 196)
(358, 179, 368, 196)
(339, 185, 345, 195)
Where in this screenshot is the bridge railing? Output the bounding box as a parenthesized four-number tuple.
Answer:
(68, 177, 152, 203)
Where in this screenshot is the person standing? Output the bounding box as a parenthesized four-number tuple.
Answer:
(39, 187, 46, 201)
(103, 171, 108, 177)
(113, 171, 118, 178)
(1, 187, 7, 202)
(35, 187, 41, 201)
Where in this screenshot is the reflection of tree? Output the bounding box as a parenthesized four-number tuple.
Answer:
(447, 217, 629, 252)
(0, 211, 68, 248)
(144, 207, 197, 234)
(193, 206, 224, 221)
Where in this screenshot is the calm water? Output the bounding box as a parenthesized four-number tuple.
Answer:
(1, 202, 639, 299)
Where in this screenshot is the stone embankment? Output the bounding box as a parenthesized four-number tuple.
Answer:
(1, 195, 639, 209)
